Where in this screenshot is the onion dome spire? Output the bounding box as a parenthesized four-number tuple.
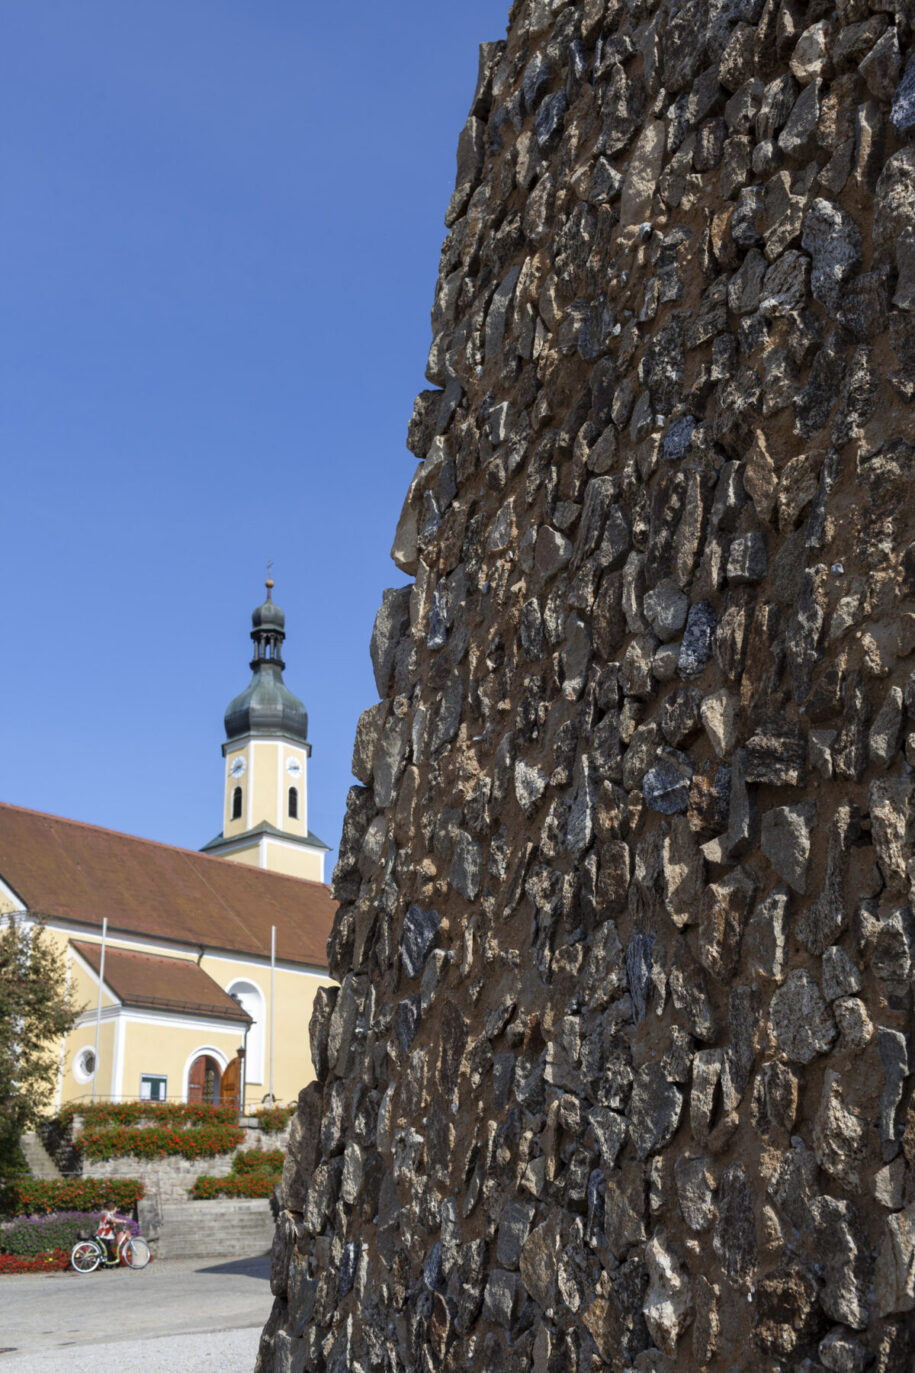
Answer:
(223, 577, 308, 744)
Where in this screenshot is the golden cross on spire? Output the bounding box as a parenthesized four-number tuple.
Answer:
(265, 558, 274, 598)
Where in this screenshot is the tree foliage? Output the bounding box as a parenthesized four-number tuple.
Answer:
(0, 916, 81, 1180)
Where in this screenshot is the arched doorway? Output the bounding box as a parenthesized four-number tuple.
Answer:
(187, 1054, 222, 1104)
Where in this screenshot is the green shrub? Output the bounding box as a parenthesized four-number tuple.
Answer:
(252, 1105, 292, 1133)
(61, 1101, 237, 1129)
(191, 1173, 278, 1199)
(4, 1177, 144, 1217)
(78, 1123, 244, 1161)
(231, 1148, 285, 1176)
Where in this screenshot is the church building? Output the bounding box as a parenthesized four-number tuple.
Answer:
(0, 582, 336, 1111)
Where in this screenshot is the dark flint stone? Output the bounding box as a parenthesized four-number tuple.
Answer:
(661, 685, 704, 746)
(569, 39, 590, 83)
(677, 602, 717, 678)
(639, 320, 686, 413)
(423, 1241, 444, 1292)
(401, 904, 441, 979)
(523, 52, 553, 112)
(397, 996, 422, 1056)
(627, 933, 655, 1024)
(536, 91, 569, 152)
(455, 1238, 487, 1334)
(609, 1254, 651, 1363)
(629, 1062, 683, 1159)
(439, 1000, 468, 1097)
(337, 1240, 358, 1300)
(663, 415, 697, 461)
(670, 937, 718, 1042)
(714, 1161, 757, 1291)
(878, 1028, 909, 1163)
(891, 51, 915, 139)
(496, 1198, 535, 1270)
(483, 1269, 520, 1329)
(643, 754, 693, 814)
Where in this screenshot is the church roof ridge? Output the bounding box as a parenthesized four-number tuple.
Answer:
(0, 799, 329, 891)
(0, 801, 335, 968)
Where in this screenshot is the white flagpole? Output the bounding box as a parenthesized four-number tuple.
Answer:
(269, 925, 276, 1104)
(92, 917, 108, 1102)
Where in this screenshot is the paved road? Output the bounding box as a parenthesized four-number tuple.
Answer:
(0, 1327, 261, 1373)
(0, 1254, 272, 1371)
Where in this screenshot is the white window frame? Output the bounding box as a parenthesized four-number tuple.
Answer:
(226, 977, 266, 1085)
(139, 1073, 168, 1102)
(74, 1046, 98, 1084)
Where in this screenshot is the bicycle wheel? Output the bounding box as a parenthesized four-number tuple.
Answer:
(122, 1237, 150, 1269)
(71, 1240, 102, 1274)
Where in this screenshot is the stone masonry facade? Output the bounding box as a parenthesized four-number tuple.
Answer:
(260, 1, 915, 1368)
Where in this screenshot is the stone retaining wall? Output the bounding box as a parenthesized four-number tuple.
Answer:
(89, 1152, 235, 1205)
(138, 1198, 276, 1260)
(260, 1, 915, 1370)
(81, 1122, 288, 1205)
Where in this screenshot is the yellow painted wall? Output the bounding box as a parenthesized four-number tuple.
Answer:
(67, 943, 118, 1011)
(60, 1018, 117, 1108)
(39, 921, 334, 1110)
(274, 741, 308, 839)
(224, 743, 251, 838)
(223, 843, 262, 868)
(119, 1018, 243, 1103)
(251, 740, 278, 832)
(0, 886, 22, 915)
(223, 738, 309, 840)
(270, 965, 334, 1105)
(261, 839, 323, 882)
(220, 834, 324, 879)
(200, 953, 334, 1108)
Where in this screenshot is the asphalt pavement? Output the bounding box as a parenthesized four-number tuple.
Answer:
(0, 1254, 271, 1372)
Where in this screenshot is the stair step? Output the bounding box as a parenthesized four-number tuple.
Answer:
(20, 1132, 61, 1179)
(141, 1197, 276, 1260)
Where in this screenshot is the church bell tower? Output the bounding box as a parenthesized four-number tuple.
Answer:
(201, 579, 329, 881)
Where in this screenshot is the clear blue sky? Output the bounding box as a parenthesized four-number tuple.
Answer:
(1, 0, 509, 875)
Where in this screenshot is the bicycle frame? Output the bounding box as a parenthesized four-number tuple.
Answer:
(71, 1229, 149, 1273)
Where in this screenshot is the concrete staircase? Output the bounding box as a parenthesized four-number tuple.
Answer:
(139, 1197, 275, 1260)
(20, 1131, 61, 1179)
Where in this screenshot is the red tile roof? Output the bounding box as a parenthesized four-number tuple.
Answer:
(71, 940, 252, 1022)
(0, 803, 334, 968)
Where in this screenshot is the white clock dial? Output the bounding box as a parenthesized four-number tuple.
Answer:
(285, 757, 302, 777)
(229, 756, 247, 779)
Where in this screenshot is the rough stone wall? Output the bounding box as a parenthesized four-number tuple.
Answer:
(260, 1, 915, 1368)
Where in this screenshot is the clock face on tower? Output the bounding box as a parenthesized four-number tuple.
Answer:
(285, 757, 302, 778)
(229, 756, 247, 779)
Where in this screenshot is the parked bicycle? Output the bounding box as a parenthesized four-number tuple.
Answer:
(70, 1229, 150, 1273)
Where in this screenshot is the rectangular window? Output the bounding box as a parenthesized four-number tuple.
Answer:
(140, 1074, 167, 1102)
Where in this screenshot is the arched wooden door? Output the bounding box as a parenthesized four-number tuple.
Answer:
(221, 1055, 242, 1112)
(187, 1054, 222, 1104)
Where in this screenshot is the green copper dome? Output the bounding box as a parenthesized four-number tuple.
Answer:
(252, 594, 285, 633)
(224, 580, 308, 744)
